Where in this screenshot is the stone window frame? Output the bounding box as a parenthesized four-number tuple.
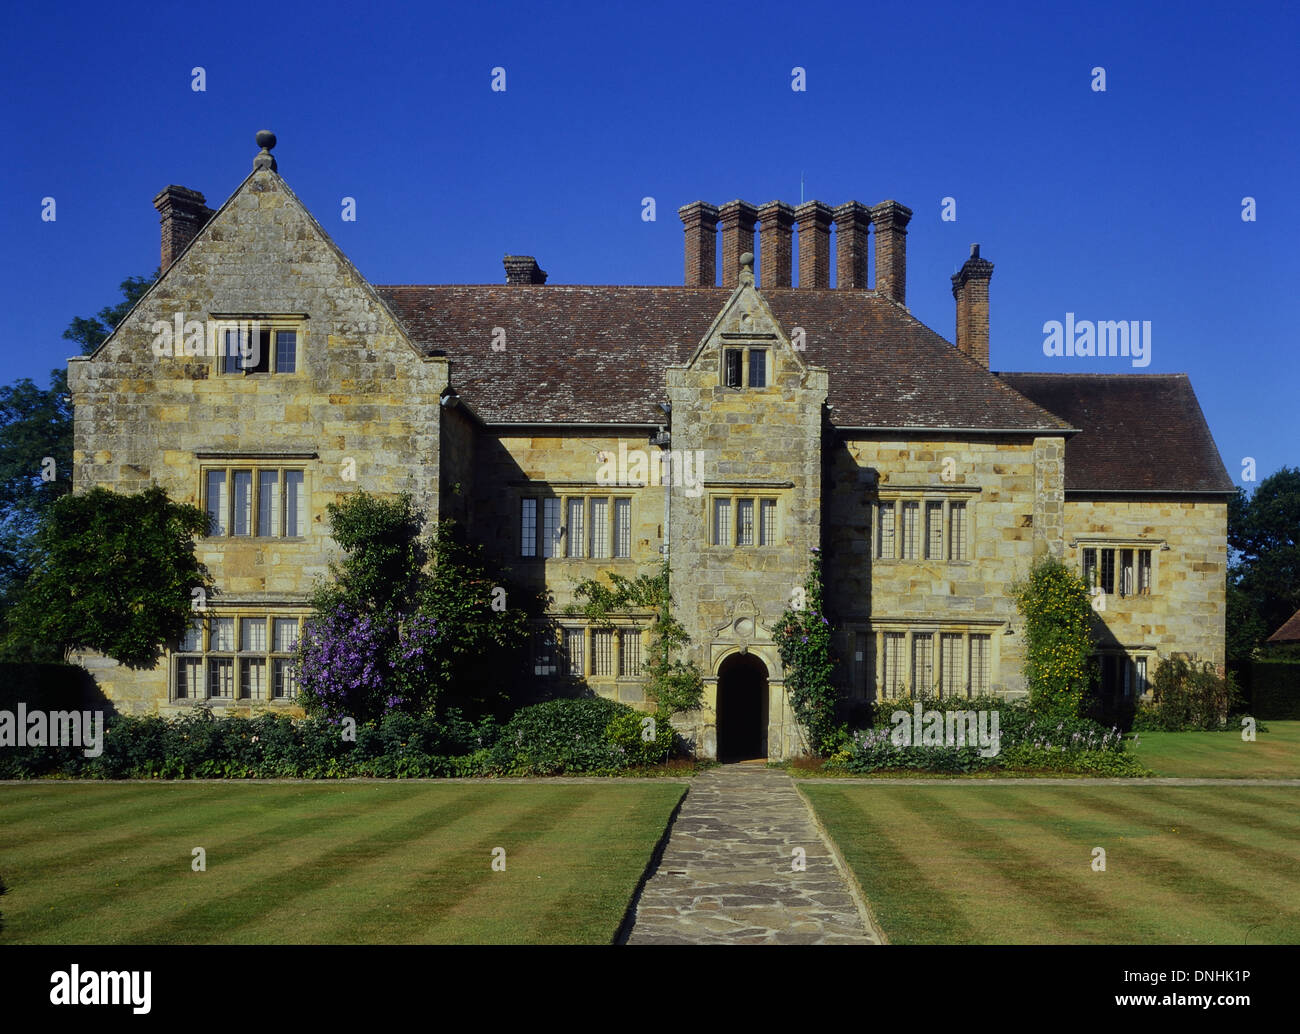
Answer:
(531, 619, 648, 684)
(872, 489, 977, 564)
(1093, 648, 1154, 701)
(518, 492, 635, 561)
(720, 346, 772, 390)
(200, 463, 309, 540)
(854, 620, 1001, 701)
(211, 314, 306, 377)
(708, 492, 782, 548)
(1075, 538, 1161, 599)
(172, 611, 305, 705)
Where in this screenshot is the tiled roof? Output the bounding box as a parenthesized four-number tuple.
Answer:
(375, 284, 1070, 432)
(995, 372, 1235, 494)
(1267, 607, 1300, 644)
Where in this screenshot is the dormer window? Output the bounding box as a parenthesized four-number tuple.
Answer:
(722, 347, 769, 388)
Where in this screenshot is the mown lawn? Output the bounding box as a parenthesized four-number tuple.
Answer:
(804, 784, 1300, 944)
(0, 782, 684, 944)
(1126, 720, 1300, 778)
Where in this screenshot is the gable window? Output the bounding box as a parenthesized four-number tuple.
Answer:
(721, 347, 770, 388)
(221, 325, 299, 375)
(204, 466, 306, 538)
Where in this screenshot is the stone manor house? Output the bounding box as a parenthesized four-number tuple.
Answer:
(68, 134, 1234, 759)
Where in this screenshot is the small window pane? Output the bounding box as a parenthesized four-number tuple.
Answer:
(176, 657, 202, 700)
(520, 498, 537, 557)
(275, 331, 297, 373)
(257, 470, 280, 536)
(882, 633, 905, 699)
(737, 498, 755, 546)
(566, 498, 585, 558)
(714, 499, 732, 546)
(949, 503, 967, 561)
(900, 502, 919, 560)
(1138, 550, 1152, 594)
(1100, 549, 1116, 595)
(240, 658, 268, 699)
(245, 330, 271, 374)
(759, 499, 776, 546)
(285, 471, 305, 537)
(232, 470, 253, 536)
(565, 629, 585, 676)
(619, 629, 642, 676)
(206, 471, 227, 535)
(592, 630, 614, 677)
(969, 635, 990, 694)
(541, 498, 560, 558)
(613, 498, 631, 558)
(925, 503, 944, 560)
(181, 618, 203, 653)
(911, 633, 934, 696)
(211, 617, 235, 652)
(724, 349, 742, 387)
(590, 499, 609, 558)
(877, 502, 895, 559)
(222, 330, 245, 374)
(240, 618, 267, 653)
(748, 349, 767, 387)
(273, 659, 297, 699)
(533, 630, 557, 676)
(273, 618, 299, 653)
(940, 634, 964, 698)
(208, 658, 234, 698)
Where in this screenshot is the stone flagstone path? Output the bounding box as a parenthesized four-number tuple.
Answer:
(624, 763, 881, 944)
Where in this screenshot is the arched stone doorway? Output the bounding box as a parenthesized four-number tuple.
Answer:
(716, 652, 769, 761)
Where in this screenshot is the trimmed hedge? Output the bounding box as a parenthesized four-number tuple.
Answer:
(0, 698, 680, 780)
(832, 697, 1143, 776)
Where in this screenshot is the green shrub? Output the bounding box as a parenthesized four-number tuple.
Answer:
(1138, 658, 1243, 730)
(604, 709, 674, 767)
(485, 697, 637, 775)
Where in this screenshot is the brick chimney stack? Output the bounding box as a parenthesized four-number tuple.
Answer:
(152, 185, 214, 271)
(871, 200, 912, 304)
(679, 202, 719, 286)
(757, 201, 794, 288)
(718, 201, 759, 289)
(794, 201, 833, 288)
(504, 255, 548, 284)
(951, 243, 994, 367)
(833, 201, 872, 289)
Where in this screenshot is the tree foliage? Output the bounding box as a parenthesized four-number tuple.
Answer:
(1011, 553, 1096, 719)
(1228, 468, 1300, 666)
(296, 493, 532, 724)
(1, 486, 210, 667)
(772, 549, 840, 754)
(0, 272, 157, 623)
(567, 562, 703, 715)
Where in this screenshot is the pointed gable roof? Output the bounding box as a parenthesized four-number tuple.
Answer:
(1267, 607, 1300, 644)
(376, 284, 1070, 431)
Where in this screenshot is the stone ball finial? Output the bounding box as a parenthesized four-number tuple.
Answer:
(256, 130, 277, 150)
(740, 251, 755, 268)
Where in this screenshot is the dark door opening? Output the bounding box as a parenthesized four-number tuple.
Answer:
(716, 653, 769, 761)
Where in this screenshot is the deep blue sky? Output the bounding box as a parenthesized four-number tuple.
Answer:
(3, 0, 1296, 485)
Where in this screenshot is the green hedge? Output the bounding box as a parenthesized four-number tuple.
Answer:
(1251, 658, 1300, 720)
(0, 698, 681, 780)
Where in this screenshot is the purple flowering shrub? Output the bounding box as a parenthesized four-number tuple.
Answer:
(295, 603, 439, 723)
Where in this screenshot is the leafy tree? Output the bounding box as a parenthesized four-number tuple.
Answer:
(1011, 554, 1096, 719)
(0, 272, 156, 623)
(296, 493, 532, 724)
(567, 561, 703, 715)
(1, 486, 210, 667)
(1228, 468, 1300, 665)
(772, 549, 840, 754)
